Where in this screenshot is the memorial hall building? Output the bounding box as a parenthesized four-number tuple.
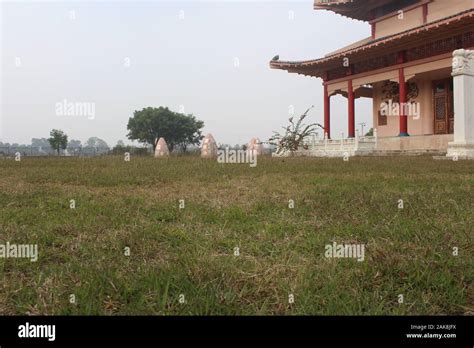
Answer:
(270, 0, 474, 154)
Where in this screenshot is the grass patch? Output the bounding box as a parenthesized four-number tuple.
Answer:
(0, 156, 472, 315)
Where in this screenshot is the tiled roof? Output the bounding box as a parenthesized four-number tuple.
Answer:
(313, 0, 417, 22)
(270, 8, 474, 78)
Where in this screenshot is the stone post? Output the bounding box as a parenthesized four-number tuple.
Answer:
(154, 137, 169, 158)
(447, 49, 474, 159)
(374, 128, 378, 150)
(355, 129, 359, 150)
(247, 138, 264, 156)
(201, 133, 218, 158)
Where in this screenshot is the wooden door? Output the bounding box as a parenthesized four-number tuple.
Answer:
(433, 79, 454, 135)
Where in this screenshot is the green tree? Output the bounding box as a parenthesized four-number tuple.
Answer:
(84, 137, 109, 155)
(127, 107, 204, 153)
(48, 129, 68, 155)
(32, 137, 53, 155)
(68, 139, 81, 146)
(31, 138, 50, 149)
(85, 137, 109, 149)
(67, 139, 82, 155)
(176, 114, 204, 152)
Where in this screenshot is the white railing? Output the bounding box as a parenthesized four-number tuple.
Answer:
(273, 129, 378, 157)
(299, 129, 378, 156)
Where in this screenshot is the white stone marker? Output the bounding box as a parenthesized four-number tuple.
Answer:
(201, 133, 218, 158)
(154, 137, 169, 158)
(247, 138, 264, 156)
(447, 49, 474, 159)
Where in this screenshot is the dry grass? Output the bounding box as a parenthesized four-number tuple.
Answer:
(0, 155, 472, 315)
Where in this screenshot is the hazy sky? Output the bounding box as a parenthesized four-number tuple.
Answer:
(1, 0, 372, 147)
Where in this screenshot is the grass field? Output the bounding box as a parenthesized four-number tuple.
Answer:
(0, 155, 472, 315)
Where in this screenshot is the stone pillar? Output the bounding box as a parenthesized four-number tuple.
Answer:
(154, 137, 169, 158)
(201, 133, 218, 158)
(247, 138, 264, 156)
(447, 49, 474, 159)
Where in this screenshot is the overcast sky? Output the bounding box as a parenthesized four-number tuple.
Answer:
(1, 0, 372, 147)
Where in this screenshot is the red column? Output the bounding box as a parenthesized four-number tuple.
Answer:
(348, 79, 355, 138)
(398, 67, 409, 136)
(324, 84, 331, 139)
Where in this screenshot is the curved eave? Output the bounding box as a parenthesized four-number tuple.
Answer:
(313, 0, 401, 22)
(313, 5, 370, 22)
(269, 8, 474, 79)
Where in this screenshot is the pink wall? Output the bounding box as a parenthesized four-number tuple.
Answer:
(372, 68, 453, 137)
(374, 0, 473, 39)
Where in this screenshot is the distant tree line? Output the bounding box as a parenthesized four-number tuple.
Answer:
(0, 134, 118, 157)
(1, 106, 261, 157)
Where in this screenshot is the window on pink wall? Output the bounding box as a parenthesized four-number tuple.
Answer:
(378, 111, 388, 126)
